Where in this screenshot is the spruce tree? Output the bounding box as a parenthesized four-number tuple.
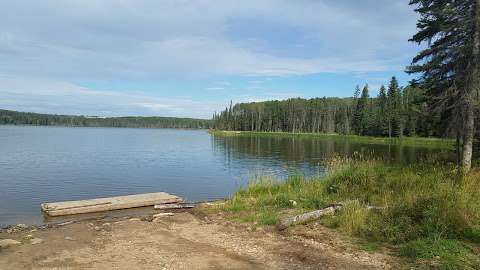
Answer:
(356, 84, 370, 135)
(408, 0, 479, 171)
(352, 86, 361, 134)
(387, 77, 402, 137)
(353, 85, 361, 100)
(377, 85, 388, 136)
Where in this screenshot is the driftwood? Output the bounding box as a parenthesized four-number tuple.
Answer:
(276, 202, 386, 230)
(154, 203, 196, 210)
(153, 212, 174, 218)
(276, 204, 343, 230)
(42, 192, 183, 216)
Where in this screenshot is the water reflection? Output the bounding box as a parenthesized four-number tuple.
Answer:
(212, 134, 453, 172)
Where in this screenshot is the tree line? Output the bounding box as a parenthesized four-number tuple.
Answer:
(215, 0, 480, 171)
(213, 77, 442, 138)
(0, 109, 212, 129)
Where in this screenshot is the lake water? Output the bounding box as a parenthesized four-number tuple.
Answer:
(0, 125, 453, 226)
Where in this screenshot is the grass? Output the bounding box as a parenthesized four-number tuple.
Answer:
(208, 130, 455, 149)
(220, 159, 480, 269)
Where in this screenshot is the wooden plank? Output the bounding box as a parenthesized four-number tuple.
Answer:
(41, 192, 183, 216)
(154, 203, 196, 210)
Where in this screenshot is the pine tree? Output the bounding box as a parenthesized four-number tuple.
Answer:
(352, 86, 361, 134)
(353, 85, 361, 100)
(377, 85, 388, 136)
(408, 0, 480, 171)
(386, 77, 402, 137)
(353, 84, 370, 135)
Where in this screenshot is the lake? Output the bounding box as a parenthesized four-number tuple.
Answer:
(0, 125, 453, 226)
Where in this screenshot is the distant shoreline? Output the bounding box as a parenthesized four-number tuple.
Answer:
(0, 109, 212, 129)
(0, 123, 209, 130)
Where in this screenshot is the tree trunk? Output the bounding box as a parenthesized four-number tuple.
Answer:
(463, 102, 475, 171)
(388, 120, 392, 138)
(462, 0, 480, 172)
(456, 128, 462, 166)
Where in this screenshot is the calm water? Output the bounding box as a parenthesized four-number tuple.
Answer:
(0, 126, 453, 226)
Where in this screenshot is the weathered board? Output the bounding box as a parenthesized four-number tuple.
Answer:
(41, 192, 183, 216)
(154, 203, 195, 210)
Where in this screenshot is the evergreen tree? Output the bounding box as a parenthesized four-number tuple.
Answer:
(377, 85, 388, 136)
(353, 84, 370, 135)
(387, 77, 402, 137)
(353, 85, 361, 100)
(408, 0, 480, 171)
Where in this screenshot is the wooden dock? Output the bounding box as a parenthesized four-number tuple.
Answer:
(41, 192, 183, 217)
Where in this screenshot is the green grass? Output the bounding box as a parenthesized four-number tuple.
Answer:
(221, 160, 480, 269)
(208, 130, 455, 149)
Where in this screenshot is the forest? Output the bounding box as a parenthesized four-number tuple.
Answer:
(213, 77, 469, 138)
(0, 109, 211, 129)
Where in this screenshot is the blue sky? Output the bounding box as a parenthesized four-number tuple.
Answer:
(0, 0, 419, 118)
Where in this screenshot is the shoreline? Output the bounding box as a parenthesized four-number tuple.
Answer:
(0, 203, 398, 269)
(208, 130, 455, 149)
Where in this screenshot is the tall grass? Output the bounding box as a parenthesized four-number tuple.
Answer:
(222, 160, 480, 269)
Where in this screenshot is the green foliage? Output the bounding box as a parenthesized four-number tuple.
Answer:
(0, 109, 211, 129)
(212, 80, 443, 138)
(386, 77, 403, 137)
(407, 0, 479, 170)
(352, 84, 371, 136)
(399, 238, 479, 270)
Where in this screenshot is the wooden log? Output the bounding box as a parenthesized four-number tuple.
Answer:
(153, 212, 174, 218)
(276, 204, 343, 230)
(276, 202, 387, 230)
(154, 203, 196, 210)
(41, 192, 183, 217)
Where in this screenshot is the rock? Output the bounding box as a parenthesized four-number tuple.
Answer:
(23, 234, 34, 240)
(30, 238, 43, 245)
(37, 225, 48, 230)
(153, 213, 174, 218)
(16, 224, 28, 229)
(102, 223, 112, 232)
(65, 236, 75, 241)
(6, 224, 29, 234)
(141, 216, 154, 222)
(0, 239, 21, 249)
(289, 200, 298, 206)
(94, 226, 101, 231)
(129, 218, 141, 222)
(152, 218, 165, 223)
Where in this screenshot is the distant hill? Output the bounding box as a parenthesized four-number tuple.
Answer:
(0, 109, 211, 129)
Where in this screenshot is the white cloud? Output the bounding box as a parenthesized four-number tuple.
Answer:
(0, 77, 221, 118)
(0, 1, 419, 116)
(0, 0, 417, 80)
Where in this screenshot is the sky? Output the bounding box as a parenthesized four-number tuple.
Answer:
(0, 0, 420, 119)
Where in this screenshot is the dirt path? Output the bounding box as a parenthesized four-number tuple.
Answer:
(0, 208, 400, 269)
